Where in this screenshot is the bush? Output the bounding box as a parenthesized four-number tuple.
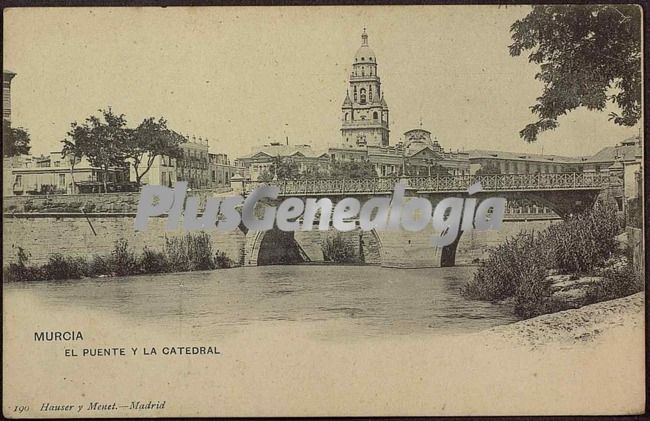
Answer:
(139, 248, 170, 274)
(163, 232, 217, 272)
(3, 234, 234, 282)
(41, 254, 88, 280)
(546, 204, 619, 273)
(584, 264, 644, 304)
(3, 247, 43, 282)
(462, 232, 547, 301)
(462, 203, 625, 317)
(111, 239, 139, 276)
(214, 250, 234, 269)
(322, 232, 359, 263)
(88, 255, 112, 276)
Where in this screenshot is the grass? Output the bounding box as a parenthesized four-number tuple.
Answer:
(3, 233, 235, 282)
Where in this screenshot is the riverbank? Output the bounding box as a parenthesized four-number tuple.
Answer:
(481, 292, 644, 348)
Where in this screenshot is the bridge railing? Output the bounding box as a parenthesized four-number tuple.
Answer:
(242, 172, 612, 196)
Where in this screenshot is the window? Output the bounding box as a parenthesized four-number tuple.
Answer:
(360, 88, 366, 104)
(353, 86, 357, 101)
(361, 67, 365, 76)
(58, 174, 66, 188)
(369, 86, 372, 101)
(344, 112, 349, 121)
(373, 111, 378, 120)
(15, 175, 22, 187)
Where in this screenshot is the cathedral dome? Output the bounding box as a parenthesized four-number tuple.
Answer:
(354, 45, 376, 63)
(354, 29, 376, 64)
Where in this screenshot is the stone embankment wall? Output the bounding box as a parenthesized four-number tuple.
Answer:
(3, 192, 558, 269)
(3, 216, 246, 266)
(3, 190, 240, 267)
(3, 188, 232, 214)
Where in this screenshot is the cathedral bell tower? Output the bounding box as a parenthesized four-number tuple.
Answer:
(341, 29, 390, 148)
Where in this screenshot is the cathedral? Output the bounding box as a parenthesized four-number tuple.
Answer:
(331, 30, 470, 177)
(340, 29, 390, 148)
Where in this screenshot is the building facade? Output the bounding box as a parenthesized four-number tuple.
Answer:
(130, 136, 236, 190)
(340, 30, 390, 148)
(209, 152, 237, 189)
(3, 70, 16, 123)
(235, 143, 330, 181)
(4, 152, 130, 195)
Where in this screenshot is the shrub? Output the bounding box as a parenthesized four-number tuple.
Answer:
(186, 232, 215, 270)
(3, 247, 43, 282)
(322, 232, 359, 263)
(111, 239, 139, 276)
(584, 263, 644, 304)
(214, 250, 234, 269)
(41, 254, 88, 280)
(163, 233, 217, 272)
(139, 248, 169, 274)
(546, 204, 619, 273)
(462, 232, 549, 301)
(88, 255, 112, 276)
(462, 204, 625, 317)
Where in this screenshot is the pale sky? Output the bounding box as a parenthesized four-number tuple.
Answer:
(4, 6, 641, 159)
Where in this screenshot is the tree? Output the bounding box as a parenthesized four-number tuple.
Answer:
(125, 117, 186, 186)
(300, 165, 329, 180)
(475, 162, 502, 176)
(258, 156, 302, 181)
(510, 5, 641, 142)
(61, 135, 84, 194)
(3, 119, 31, 157)
(62, 108, 129, 193)
(329, 159, 377, 179)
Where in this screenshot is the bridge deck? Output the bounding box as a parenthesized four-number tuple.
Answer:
(243, 173, 611, 196)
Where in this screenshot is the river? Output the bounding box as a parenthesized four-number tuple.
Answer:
(3, 265, 517, 340)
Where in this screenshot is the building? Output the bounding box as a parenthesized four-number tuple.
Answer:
(175, 136, 210, 189)
(209, 152, 237, 189)
(130, 136, 236, 190)
(467, 149, 581, 175)
(329, 32, 470, 177)
(340, 29, 390, 148)
(4, 152, 130, 195)
(235, 143, 330, 181)
(3, 70, 16, 122)
(329, 128, 470, 177)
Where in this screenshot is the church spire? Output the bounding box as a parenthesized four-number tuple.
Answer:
(361, 28, 368, 46)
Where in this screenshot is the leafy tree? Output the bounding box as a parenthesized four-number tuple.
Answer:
(126, 117, 186, 186)
(258, 156, 302, 181)
(510, 5, 641, 142)
(475, 162, 502, 176)
(3, 119, 31, 157)
(300, 165, 329, 180)
(62, 108, 129, 193)
(61, 135, 84, 194)
(405, 162, 451, 176)
(329, 159, 377, 179)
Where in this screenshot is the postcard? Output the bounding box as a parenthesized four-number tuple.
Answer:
(2, 5, 645, 417)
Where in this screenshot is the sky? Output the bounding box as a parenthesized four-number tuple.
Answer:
(4, 6, 641, 159)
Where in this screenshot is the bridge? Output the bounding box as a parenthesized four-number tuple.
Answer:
(243, 172, 611, 196)
(240, 172, 613, 268)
